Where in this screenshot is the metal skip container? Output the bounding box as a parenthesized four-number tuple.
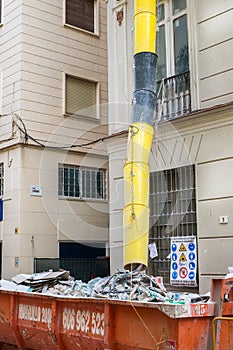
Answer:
(0, 289, 215, 350)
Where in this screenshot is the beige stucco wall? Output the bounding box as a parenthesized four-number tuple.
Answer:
(20, 0, 108, 148)
(156, 105, 233, 293)
(0, 0, 109, 278)
(107, 0, 233, 292)
(107, 103, 233, 292)
(1, 145, 109, 278)
(196, 0, 233, 108)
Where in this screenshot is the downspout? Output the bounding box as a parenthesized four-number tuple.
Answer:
(123, 0, 157, 270)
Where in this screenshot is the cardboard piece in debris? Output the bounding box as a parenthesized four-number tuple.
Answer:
(12, 270, 70, 285)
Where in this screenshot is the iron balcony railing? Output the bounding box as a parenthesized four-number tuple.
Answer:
(157, 71, 191, 121)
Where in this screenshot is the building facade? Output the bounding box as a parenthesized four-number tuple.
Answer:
(0, 0, 109, 278)
(107, 0, 233, 293)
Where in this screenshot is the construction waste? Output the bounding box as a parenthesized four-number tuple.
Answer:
(0, 269, 210, 304)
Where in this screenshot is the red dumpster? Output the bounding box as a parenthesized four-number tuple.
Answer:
(211, 277, 233, 350)
(0, 289, 215, 350)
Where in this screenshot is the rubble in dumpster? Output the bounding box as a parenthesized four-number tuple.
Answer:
(0, 269, 210, 305)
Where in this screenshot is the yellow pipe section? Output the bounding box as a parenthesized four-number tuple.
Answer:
(123, 123, 154, 270)
(123, 0, 157, 270)
(124, 123, 154, 208)
(134, 0, 157, 54)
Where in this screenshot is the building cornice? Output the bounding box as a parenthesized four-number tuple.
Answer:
(157, 101, 233, 140)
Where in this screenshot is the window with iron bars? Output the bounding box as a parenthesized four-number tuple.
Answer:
(149, 165, 197, 287)
(58, 164, 106, 200)
(0, 163, 3, 196)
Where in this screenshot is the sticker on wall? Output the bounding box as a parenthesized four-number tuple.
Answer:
(170, 236, 197, 286)
(30, 184, 43, 197)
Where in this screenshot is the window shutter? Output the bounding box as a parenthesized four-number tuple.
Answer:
(66, 0, 94, 33)
(66, 75, 97, 119)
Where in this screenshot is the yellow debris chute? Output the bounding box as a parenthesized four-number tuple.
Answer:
(123, 0, 158, 270)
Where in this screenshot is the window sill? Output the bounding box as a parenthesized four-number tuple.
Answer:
(63, 113, 100, 124)
(63, 23, 99, 38)
(58, 196, 107, 203)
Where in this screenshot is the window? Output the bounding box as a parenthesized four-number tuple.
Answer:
(65, 0, 97, 33)
(65, 75, 98, 119)
(0, 163, 4, 196)
(156, 0, 191, 120)
(58, 164, 106, 200)
(149, 165, 197, 286)
(157, 0, 189, 81)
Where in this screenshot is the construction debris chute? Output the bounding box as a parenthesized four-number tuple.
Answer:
(123, 0, 158, 270)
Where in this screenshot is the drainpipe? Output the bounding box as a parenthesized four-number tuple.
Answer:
(123, 0, 157, 270)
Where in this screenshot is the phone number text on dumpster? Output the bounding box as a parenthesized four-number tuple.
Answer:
(62, 307, 105, 337)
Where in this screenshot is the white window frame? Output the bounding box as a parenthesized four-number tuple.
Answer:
(64, 73, 100, 120)
(158, 0, 188, 77)
(64, 0, 99, 36)
(58, 164, 107, 201)
(158, 0, 199, 110)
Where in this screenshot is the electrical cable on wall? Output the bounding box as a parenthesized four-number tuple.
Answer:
(0, 113, 128, 150)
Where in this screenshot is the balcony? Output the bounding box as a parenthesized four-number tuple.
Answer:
(157, 71, 191, 121)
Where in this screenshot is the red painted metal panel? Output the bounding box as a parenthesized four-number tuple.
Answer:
(0, 293, 19, 347)
(16, 294, 57, 350)
(211, 278, 233, 349)
(0, 290, 215, 350)
(58, 298, 107, 349)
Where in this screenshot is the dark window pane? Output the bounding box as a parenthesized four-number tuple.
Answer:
(91, 171, 96, 198)
(69, 185, 74, 197)
(172, 0, 186, 14)
(75, 168, 80, 197)
(157, 24, 166, 80)
(97, 171, 103, 198)
(158, 4, 165, 22)
(86, 171, 91, 198)
(66, 0, 94, 33)
(64, 184, 69, 197)
(58, 167, 63, 195)
(173, 15, 189, 74)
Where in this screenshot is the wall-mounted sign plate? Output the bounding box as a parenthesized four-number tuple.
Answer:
(30, 185, 43, 197)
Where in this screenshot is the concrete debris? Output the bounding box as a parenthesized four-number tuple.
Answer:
(0, 270, 210, 304)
